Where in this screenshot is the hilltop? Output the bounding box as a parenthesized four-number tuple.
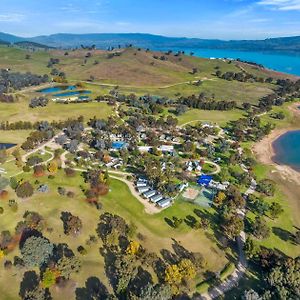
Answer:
(1, 32, 300, 52)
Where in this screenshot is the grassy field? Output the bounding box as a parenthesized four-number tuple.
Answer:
(177, 109, 244, 126)
(0, 169, 229, 300)
(0, 98, 114, 123)
(0, 45, 281, 105)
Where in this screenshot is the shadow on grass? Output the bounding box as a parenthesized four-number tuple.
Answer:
(272, 227, 293, 243)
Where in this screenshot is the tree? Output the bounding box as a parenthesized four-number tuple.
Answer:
(164, 264, 182, 286)
(0, 149, 7, 164)
(57, 255, 82, 279)
(21, 236, 54, 267)
(47, 161, 58, 174)
(0, 176, 9, 191)
(126, 241, 140, 256)
(244, 238, 259, 259)
(16, 181, 34, 198)
(140, 284, 172, 300)
(269, 202, 283, 219)
(215, 191, 226, 205)
(178, 258, 196, 280)
(12, 148, 23, 168)
(33, 165, 45, 177)
(41, 268, 59, 288)
(61, 212, 83, 235)
(252, 216, 270, 240)
(243, 289, 260, 300)
(223, 214, 244, 240)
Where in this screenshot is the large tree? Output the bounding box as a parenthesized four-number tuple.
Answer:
(21, 236, 53, 268)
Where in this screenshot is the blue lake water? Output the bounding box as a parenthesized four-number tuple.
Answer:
(54, 90, 91, 97)
(273, 130, 300, 171)
(0, 143, 16, 150)
(159, 48, 300, 76)
(38, 85, 77, 93)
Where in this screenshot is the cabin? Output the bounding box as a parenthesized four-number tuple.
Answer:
(157, 198, 172, 208)
(143, 190, 156, 199)
(150, 194, 163, 203)
(136, 181, 148, 188)
(138, 186, 150, 194)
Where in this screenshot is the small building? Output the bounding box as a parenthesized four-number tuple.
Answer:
(150, 194, 163, 203)
(159, 145, 174, 154)
(157, 198, 172, 208)
(136, 181, 148, 188)
(138, 146, 152, 153)
(138, 186, 150, 194)
(178, 183, 189, 192)
(143, 190, 156, 199)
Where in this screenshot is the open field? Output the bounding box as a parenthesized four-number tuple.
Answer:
(0, 46, 283, 105)
(177, 109, 244, 126)
(0, 98, 114, 123)
(0, 170, 229, 300)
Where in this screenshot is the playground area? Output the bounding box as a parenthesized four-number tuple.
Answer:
(182, 186, 216, 207)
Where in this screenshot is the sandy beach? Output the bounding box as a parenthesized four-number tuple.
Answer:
(253, 102, 300, 184)
(253, 102, 300, 226)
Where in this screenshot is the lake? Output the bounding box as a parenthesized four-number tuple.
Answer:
(273, 130, 300, 171)
(159, 48, 300, 76)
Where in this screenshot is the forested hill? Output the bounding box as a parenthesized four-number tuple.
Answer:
(0, 32, 300, 52)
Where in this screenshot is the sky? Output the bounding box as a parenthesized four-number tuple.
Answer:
(0, 0, 300, 39)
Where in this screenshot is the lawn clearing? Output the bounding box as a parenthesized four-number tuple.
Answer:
(0, 169, 229, 300)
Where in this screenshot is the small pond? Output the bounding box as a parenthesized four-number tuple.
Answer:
(38, 85, 77, 93)
(54, 90, 92, 97)
(0, 143, 17, 150)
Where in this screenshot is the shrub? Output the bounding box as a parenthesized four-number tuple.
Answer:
(67, 191, 75, 198)
(22, 165, 31, 172)
(16, 182, 34, 198)
(0, 207, 3, 214)
(0, 190, 9, 200)
(33, 165, 45, 177)
(57, 187, 66, 196)
(10, 177, 18, 190)
(65, 168, 76, 177)
(8, 200, 18, 212)
(77, 246, 87, 255)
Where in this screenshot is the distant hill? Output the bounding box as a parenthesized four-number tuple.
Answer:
(14, 41, 55, 49)
(0, 32, 24, 43)
(0, 39, 9, 46)
(0, 32, 300, 53)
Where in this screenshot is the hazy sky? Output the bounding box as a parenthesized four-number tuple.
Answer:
(0, 0, 300, 39)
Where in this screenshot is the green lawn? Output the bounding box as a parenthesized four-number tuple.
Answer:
(177, 109, 244, 126)
(0, 169, 229, 300)
(0, 100, 114, 123)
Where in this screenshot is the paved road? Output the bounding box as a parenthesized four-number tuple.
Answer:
(199, 178, 256, 300)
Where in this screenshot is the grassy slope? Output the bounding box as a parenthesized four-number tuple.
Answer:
(0, 97, 113, 123)
(0, 171, 228, 300)
(0, 46, 280, 105)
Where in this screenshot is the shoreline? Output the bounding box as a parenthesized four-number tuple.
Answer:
(252, 102, 300, 185)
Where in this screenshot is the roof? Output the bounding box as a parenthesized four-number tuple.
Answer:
(143, 190, 156, 198)
(197, 175, 213, 186)
(158, 198, 171, 207)
(150, 194, 163, 203)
